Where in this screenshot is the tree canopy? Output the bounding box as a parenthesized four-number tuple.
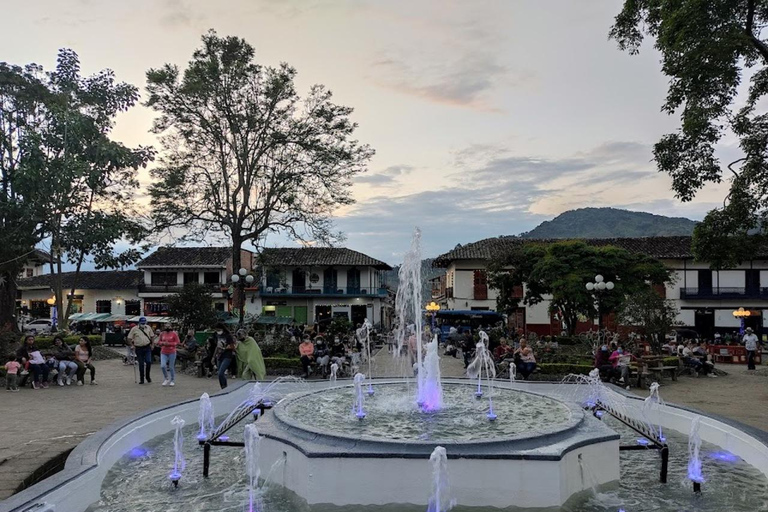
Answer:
(488, 240, 670, 335)
(610, 0, 768, 267)
(166, 283, 218, 332)
(146, 31, 373, 276)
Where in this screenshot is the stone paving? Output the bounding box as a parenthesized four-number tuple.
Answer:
(0, 346, 765, 501)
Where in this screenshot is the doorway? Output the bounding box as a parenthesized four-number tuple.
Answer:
(351, 305, 367, 326)
(315, 305, 331, 325)
(694, 309, 715, 339)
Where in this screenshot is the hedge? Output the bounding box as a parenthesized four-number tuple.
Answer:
(264, 357, 302, 370)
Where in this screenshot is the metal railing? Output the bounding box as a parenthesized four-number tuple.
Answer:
(260, 285, 387, 297)
(139, 283, 224, 293)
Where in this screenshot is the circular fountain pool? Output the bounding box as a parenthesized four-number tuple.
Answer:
(274, 382, 577, 442)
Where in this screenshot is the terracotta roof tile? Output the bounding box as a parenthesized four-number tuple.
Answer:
(259, 247, 392, 270)
(17, 270, 143, 290)
(138, 247, 232, 268)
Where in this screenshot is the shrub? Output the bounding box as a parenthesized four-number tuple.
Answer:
(264, 357, 302, 370)
(260, 333, 298, 358)
(0, 330, 18, 358)
(662, 357, 680, 367)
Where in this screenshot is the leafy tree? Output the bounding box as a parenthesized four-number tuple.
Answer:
(166, 283, 218, 332)
(146, 31, 373, 318)
(487, 241, 670, 335)
(15, 50, 153, 327)
(0, 62, 47, 331)
(618, 287, 680, 355)
(610, 1, 768, 267)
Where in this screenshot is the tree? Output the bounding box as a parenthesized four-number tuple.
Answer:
(15, 49, 153, 328)
(610, 1, 768, 267)
(618, 287, 680, 355)
(166, 283, 218, 332)
(146, 31, 373, 320)
(487, 240, 670, 335)
(0, 62, 47, 331)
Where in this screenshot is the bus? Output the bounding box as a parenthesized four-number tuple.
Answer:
(433, 310, 505, 342)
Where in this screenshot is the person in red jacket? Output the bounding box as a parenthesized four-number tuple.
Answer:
(157, 324, 181, 387)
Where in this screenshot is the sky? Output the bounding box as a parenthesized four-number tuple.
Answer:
(1, 0, 735, 266)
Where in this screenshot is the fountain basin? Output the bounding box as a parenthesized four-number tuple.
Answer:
(256, 379, 620, 508)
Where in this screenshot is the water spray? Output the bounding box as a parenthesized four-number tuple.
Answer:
(169, 416, 185, 487)
(197, 393, 214, 441)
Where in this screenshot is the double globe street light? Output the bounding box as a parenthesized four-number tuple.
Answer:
(585, 274, 614, 332)
(231, 268, 255, 327)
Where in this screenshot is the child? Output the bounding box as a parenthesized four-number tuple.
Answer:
(5, 356, 20, 392)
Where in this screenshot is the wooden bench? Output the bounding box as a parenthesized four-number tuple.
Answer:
(648, 365, 678, 381)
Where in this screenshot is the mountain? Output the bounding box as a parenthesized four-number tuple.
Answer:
(521, 208, 698, 239)
(382, 258, 444, 299)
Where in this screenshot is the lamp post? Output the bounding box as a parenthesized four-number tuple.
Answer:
(426, 301, 441, 334)
(230, 268, 255, 327)
(733, 307, 751, 335)
(585, 274, 614, 332)
(46, 296, 57, 331)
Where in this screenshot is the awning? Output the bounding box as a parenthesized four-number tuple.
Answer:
(255, 316, 294, 325)
(69, 313, 85, 321)
(100, 314, 130, 322)
(125, 316, 176, 323)
(72, 313, 111, 322)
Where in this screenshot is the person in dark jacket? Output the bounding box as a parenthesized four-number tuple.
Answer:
(213, 324, 237, 389)
(17, 335, 49, 389)
(51, 336, 79, 386)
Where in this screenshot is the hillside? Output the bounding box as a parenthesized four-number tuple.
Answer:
(521, 208, 698, 239)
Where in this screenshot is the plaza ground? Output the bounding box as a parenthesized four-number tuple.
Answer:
(0, 348, 765, 501)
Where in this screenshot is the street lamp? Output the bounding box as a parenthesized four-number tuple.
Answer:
(231, 268, 255, 327)
(426, 301, 441, 333)
(586, 274, 614, 331)
(733, 307, 751, 335)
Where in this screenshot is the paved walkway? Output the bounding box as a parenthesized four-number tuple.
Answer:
(1, 350, 765, 501)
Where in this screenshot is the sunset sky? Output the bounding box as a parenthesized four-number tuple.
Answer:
(1, 0, 735, 264)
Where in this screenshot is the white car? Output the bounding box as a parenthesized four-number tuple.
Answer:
(24, 318, 54, 335)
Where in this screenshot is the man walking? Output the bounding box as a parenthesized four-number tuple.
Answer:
(128, 317, 156, 384)
(743, 327, 760, 371)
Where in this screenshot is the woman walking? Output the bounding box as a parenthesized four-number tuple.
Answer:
(158, 324, 180, 386)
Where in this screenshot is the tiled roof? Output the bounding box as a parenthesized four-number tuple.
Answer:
(29, 249, 51, 263)
(259, 247, 392, 270)
(138, 247, 232, 268)
(433, 235, 716, 267)
(17, 270, 143, 290)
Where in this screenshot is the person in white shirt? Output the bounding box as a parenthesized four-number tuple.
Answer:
(743, 327, 760, 370)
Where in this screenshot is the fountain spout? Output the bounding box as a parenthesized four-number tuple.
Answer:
(467, 332, 497, 421)
(244, 424, 261, 512)
(688, 416, 705, 492)
(197, 393, 214, 441)
(420, 335, 443, 411)
(169, 416, 185, 487)
(330, 363, 338, 383)
(353, 373, 367, 419)
(427, 446, 456, 512)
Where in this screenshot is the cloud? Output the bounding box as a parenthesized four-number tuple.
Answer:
(355, 165, 414, 186)
(159, 0, 202, 27)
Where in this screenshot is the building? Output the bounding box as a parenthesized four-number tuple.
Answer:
(432, 236, 768, 339)
(17, 270, 143, 319)
(255, 247, 392, 326)
(19, 249, 50, 279)
(136, 246, 255, 317)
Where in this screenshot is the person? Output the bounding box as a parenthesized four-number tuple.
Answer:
(299, 336, 315, 378)
(681, 342, 706, 375)
(213, 324, 237, 389)
(314, 336, 331, 378)
(594, 343, 613, 380)
(743, 327, 760, 371)
(75, 337, 97, 385)
(17, 335, 49, 389)
(693, 341, 716, 377)
(235, 329, 266, 381)
(5, 355, 20, 392)
(128, 317, 156, 384)
(51, 336, 78, 386)
(514, 339, 537, 380)
(124, 324, 136, 366)
(493, 338, 512, 362)
(157, 324, 180, 387)
(608, 344, 635, 386)
(176, 329, 198, 367)
(202, 333, 218, 378)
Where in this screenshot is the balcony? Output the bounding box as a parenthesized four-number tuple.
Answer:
(260, 286, 387, 297)
(680, 287, 768, 300)
(138, 283, 225, 294)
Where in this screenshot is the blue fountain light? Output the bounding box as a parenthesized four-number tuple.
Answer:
(595, 410, 604, 418)
(196, 433, 207, 441)
(219, 435, 229, 442)
(168, 471, 182, 482)
(636, 438, 650, 446)
(128, 447, 150, 459)
(475, 391, 483, 399)
(356, 411, 366, 420)
(710, 451, 739, 463)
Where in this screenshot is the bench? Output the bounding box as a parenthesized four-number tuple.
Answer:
(648, 366, 678, 381)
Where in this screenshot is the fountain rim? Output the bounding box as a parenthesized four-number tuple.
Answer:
(271, 378, 585, 447)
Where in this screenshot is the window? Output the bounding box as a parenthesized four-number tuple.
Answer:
(203, 272, 220, 284)
(151, 272, 177, 286)
(266, 270, 281, 289)
(125, 300, 141, 316)
(96, 300, 112, 314)
(26, 268, 33, 278)
(184, 272, 199, 285)
(292, 268, 306, 292)
(473, 270, 488, 300)
(214, 302, 225, 312)
(323, 268, 338, 293)
(347, 268, 361, 294)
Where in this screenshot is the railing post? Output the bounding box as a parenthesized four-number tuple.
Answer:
(203, 442, 210, 478)
(660, 445, 669, 484)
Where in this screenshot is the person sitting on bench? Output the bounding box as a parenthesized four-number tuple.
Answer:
(514, 340, 537, 380)
(299, 336, 315, 378)
(609, 344, 635, 386)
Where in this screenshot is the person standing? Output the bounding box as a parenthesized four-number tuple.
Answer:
(743, 327, 760, 371)
(235, 329, 266, 381)
(158, 324, 181, 387)
(128, 317, 156, 384)
(5, 355, 20, 392)
(213, 323, 237, 389)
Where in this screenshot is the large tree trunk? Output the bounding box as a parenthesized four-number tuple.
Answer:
(0, 271, 18, 332)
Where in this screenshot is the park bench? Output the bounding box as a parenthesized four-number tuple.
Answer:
(642, 355, 678, 382)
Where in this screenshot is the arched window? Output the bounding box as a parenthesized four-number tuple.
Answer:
(347, 267, 361, 294)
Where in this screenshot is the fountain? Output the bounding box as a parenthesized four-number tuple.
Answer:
(688, 416, 705, 492)
(466, 332, 497, 420)
(197, 392, 215, 441)
(357, 318, 376, 395)
(427, 446, 456, 512)
(330, 362, 338, 383)
(168, 416, 185, 487)
(244, 424, 261, 512)
(642, 382, 665, 442)
(420, 335, 443, 411)
(353, 372, 367, 419)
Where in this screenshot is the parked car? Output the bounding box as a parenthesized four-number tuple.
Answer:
(24, 318, 53, 335)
